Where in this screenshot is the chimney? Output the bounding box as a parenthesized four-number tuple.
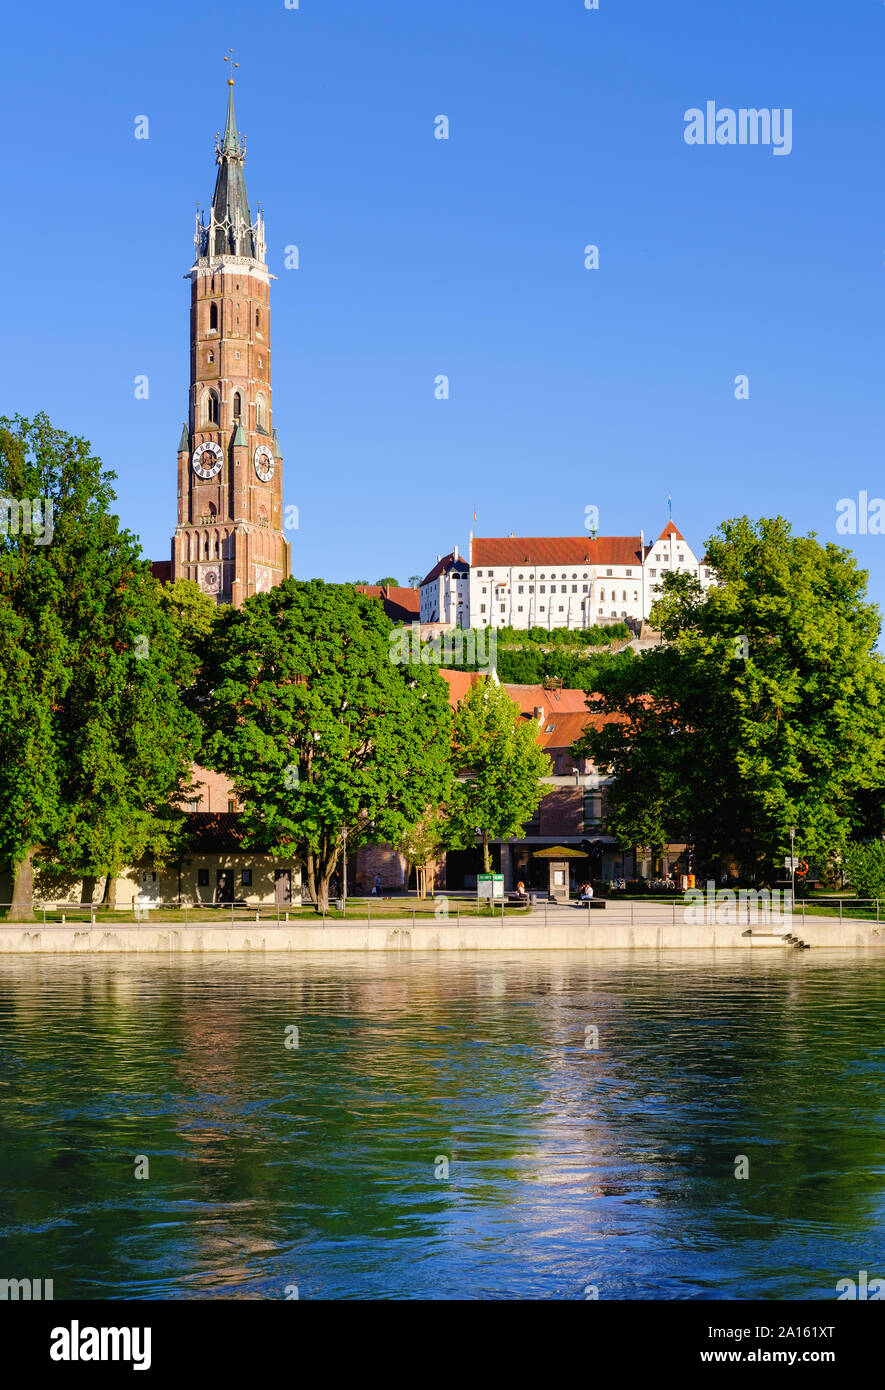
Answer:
(533, 705, 544, 724)
(453, 544, 459, 560)
(468, 530, 474, 564)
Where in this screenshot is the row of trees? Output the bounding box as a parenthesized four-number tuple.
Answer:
(5, 416, 885, 912)
(0, 416, 550, 916)
(577, 517, 885, 884)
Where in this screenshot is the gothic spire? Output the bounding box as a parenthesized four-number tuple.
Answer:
(207, 54, 257, 260)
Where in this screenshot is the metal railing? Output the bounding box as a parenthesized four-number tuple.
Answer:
(2, 896, 882, 930)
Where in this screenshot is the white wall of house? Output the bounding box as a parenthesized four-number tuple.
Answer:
(432, 525, 714, 631)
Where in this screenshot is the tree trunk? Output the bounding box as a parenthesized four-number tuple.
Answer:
(10, 847, 36, 920)
(80, 875, 98, 906)
(482, 831, 490, 874)
(101, 874, 117, 908)
(315, 865, 333, 913)
(305, 851, 318, 906)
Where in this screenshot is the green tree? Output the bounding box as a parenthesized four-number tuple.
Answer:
(577, 517, 885, 879)
(842, 841, 885, 899)
(375, 575, 399, 587)
(0, 414, 202, 916)
(398, 806, 448, 897)
(198, 579, 453, 912)
(447, 677, 550, 871)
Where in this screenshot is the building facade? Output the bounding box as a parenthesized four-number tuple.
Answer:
(420, 524, 712, 631)
(169, 76, 290, 605)
(419, 548, 470, 625)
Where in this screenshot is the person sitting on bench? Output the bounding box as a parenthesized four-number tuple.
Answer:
(579, 881, 594, 907)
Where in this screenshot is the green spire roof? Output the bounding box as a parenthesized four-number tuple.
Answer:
(232, 423, 247, 447)
(177, 422, 189, 452)
(272, 428, 283, 459)
(221, 82, 240, 156)
(210, 80, 255, 258)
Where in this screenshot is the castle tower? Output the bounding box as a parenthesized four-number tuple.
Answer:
(171, 67, 290, 604)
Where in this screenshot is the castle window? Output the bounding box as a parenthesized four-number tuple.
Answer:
(207, 351, 214, 363)
(233, 392, 242, 420)
(209, 302, 218, 331)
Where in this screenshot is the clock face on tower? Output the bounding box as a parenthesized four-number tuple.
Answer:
(254, 444, 274, 482)
(192, 441, 224, 479)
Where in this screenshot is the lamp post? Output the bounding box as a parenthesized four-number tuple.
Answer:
(789, 825, 796, 907)
(342, 824, 348, 914)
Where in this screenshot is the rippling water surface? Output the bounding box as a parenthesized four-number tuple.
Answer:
(1, 950, 884, 1300)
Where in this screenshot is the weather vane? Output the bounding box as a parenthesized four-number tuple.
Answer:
(223, 48, 238, 85)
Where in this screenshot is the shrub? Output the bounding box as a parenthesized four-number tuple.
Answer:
(842, 841, 885, 900)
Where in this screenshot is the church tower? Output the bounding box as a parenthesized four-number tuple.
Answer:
(171, 65, 290, 604)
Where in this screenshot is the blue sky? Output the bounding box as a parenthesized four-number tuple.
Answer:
(5, 0, 885, 608)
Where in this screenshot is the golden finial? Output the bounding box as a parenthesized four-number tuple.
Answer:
(223, 48, 238, 85)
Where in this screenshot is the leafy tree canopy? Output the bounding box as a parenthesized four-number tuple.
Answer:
(577, 517, 885, 878)
(198, 579, 453, 910)
(0, 414, 202, 914)
(446, 676, 550, 871)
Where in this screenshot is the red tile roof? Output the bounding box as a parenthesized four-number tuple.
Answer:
(437, 669, 486, 705)
(657, 520, 686, 542)
(356, 584, 420, 623)
(535, 709, 622, 749)
(502, 683, 589, 715)
(436, 671, 626, 749)
(472, 536, 644, 567)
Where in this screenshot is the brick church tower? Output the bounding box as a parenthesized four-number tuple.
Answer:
(170, 70, 290, 605)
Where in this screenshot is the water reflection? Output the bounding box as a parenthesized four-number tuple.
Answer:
(0, 951, 883, 1299)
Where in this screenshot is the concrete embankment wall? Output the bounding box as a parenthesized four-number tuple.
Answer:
(0, 915, 883, 952)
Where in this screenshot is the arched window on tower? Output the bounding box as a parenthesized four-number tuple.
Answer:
(209, 302, 218, 331)
(255, 308, 261, 329)
(256, 394, 267, 432)
(233, 392, 242, 421)
(205, 390, 219, 425)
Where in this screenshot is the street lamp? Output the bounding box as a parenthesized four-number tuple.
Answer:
(789, 825, 796, 906)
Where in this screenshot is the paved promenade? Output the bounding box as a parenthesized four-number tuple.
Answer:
(0, 900, 882, 951)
